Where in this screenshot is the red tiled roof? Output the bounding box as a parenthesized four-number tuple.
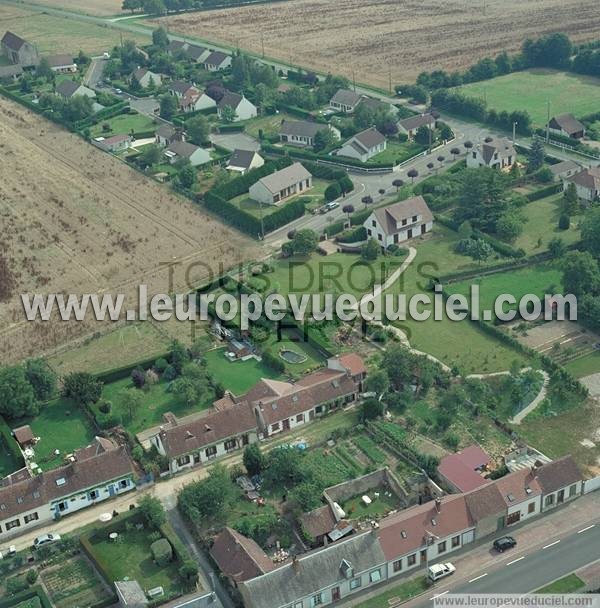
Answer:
(210, 527, 275, 582)
(299, 505, 336, 539)
(494, 468, 542, 506)
(535, 455, 582, 494)
(438, 445, 490, 492)
(338, 353, 367, 377)
(378, 495, 473, 560)
(12, 425, 34, 446)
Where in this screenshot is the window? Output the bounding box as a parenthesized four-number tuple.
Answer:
(24, 512, 39, 524)
(438, 541, 447, 553)
(6, 519, 20, 530)
(205, 445, 217, 458)
(312, 593, 323, 606)
(528, 502, 536, 514)
(451, 535, 460, 548)
(89, 489, 100, 500)
(545, 495, 555, 507)
(569, 484, 577, 497)
(119, 479, 129, 489)
(372, 220, 376, 227)
(296, 414, 304, 423)
(412, 215, 418, 222)
(393, 559, 402, 572)
(177, 455, 191, 467)
(377, 234, 382, 241)
(472, 151, 476, 158)
(407, 554, 416, 566)
(367, 229, 372, 236)
(350, 577, 362, 590)
(369, 569, 381, 583)
(271, 422, 280, 432)
(224, 438, 237, 451)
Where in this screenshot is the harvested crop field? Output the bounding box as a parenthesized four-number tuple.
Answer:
(0, 97, 259, 364)
(155, 0, 600, 88)
(0, 4, 148, 54)
(22, 0, 123, 16)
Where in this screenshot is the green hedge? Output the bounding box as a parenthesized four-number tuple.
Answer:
(472, 228, 526, 258)
(337, 226, 367, 243)
(0, 586, 52, 608)
(94, 352, 168, 384)
(276, 102, 323, 120)
(0, 414, 25, 471)
(218, 123, 245, 133)
(262, 142, 394, 169)
(525, 183, 562, 202)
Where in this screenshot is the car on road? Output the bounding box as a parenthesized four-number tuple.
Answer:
(115, 88, 123, 95)
(33, 533, 61, 549)
(493, 536, 517, 552)
(428, 562, 456, 581)
(325, 201, 340, 211)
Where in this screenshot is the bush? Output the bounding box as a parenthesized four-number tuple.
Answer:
(98, 400, 112, 414)
(163, 364, 178, 381)
(337, 226, 367, 243)
(150, 538, 173, 567)
(559, 213, 571, 230)
(154, 358, 169, 373)
(96, 412, 122, 430)
(262, 349, 285, 373)
(26, 570, 38, 585)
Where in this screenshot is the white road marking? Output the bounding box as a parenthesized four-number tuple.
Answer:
(578, 524, 596, 534)
(506, 556, 525, 566)
(542, 540, 560, 549)
(430, 591, 450, 600)
(468, 573, 488, 583)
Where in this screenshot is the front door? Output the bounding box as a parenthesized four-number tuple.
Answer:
(557, 489, 565, 504)
(332, 587, 340, 602)
(420, 549, 427, 564)
(421, 224, 427, 235)
(407, 229, 413, 239)
(283, 418, 290, 431)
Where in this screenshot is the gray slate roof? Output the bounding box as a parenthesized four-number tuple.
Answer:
(330, 88, 363, 107)
(228, 149, 260, 170)
(0, 64, 23, 78)
(550, 113, 585, 135)
(353, 127, 385, 151)
(255, 162, 311, 194)
(1, 31, 27, 51)
(240, 531, 386, 608)
(218, 90, 243, 110)
(55, 79, 81, 98)
(169, 80, 194, 95)
(204, 50, 229, 66)
(371, 195, 433, 236)
(479, 137, 515, 165)
(535, 455, 582, 493)
(280, 119, 328, 139)
(549, 160, 581, 175)
(166, 140, 201, 160)
(568, 166, 600, 190)
(398, 113, 435, 131)
(45, 54, 74, 68)
(185, 44, 208, 60)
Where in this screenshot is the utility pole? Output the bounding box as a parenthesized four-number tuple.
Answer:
(261, 31, 265, 58)
(352, 69, 356, 92)
(546, 99, 550, 143)
(512, 121, 517, 143)
(388, 64, 392, 95)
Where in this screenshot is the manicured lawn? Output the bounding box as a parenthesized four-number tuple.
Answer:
(368, 140, 426, 165)
(455, 69, 600, 126)
(355, 575, 430, 608)
(242, 112, 297, 139)
(90, 112, 158, 137)
(448, 264, 563, 318)
(15, 399, 96, 471)
(536, 573, 585, 594)
(47, 322, 170, 375)
(383, 226, 529, 374)
(204, 347, 280, 395)
(342, 490, 399, 520)
(564, 351, 600, 378)
(85, 526, 183, 596)
(101, 376, 213, 434)
(514, 194, 581, 254)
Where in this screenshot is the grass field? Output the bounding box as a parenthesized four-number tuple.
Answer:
(101, 376, 212, 434)
(448, 264, 563, 318)
(564, 351, 600, 377)
(16, 399, 96, 471)
(85, 525, 183, 596)
(0, 5, 149, 55)
(204, 348, 279, 395)
(536, 573, 585, 593)
(514, 194, 581, 254)
(47, 323, 171, 375)
(90, 113, 159, 137)
(367, 140, 427, 165)
(24, 0, 124, 16)
(383, 226, 529, 374)
(456, 69, 600, 125)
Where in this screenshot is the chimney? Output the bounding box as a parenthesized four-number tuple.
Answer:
(434, 498, 442, 513)
(204, 424, 212, 433)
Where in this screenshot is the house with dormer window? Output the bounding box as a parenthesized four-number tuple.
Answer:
(364, 196, 433, 250)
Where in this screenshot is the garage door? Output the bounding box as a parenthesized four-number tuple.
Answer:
(462, 530, 475, 545)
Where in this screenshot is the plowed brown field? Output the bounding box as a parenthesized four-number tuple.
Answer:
(153, 0, 600, 88)
(0, 97, 258, 363)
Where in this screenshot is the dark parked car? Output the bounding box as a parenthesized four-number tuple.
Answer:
(493, 536, 517, 552)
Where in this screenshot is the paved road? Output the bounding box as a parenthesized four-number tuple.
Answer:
(84, 56, 106, 88)
(424, 524, 600, 604)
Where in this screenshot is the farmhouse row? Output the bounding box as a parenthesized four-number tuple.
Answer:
(209, 456, 583, 608)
